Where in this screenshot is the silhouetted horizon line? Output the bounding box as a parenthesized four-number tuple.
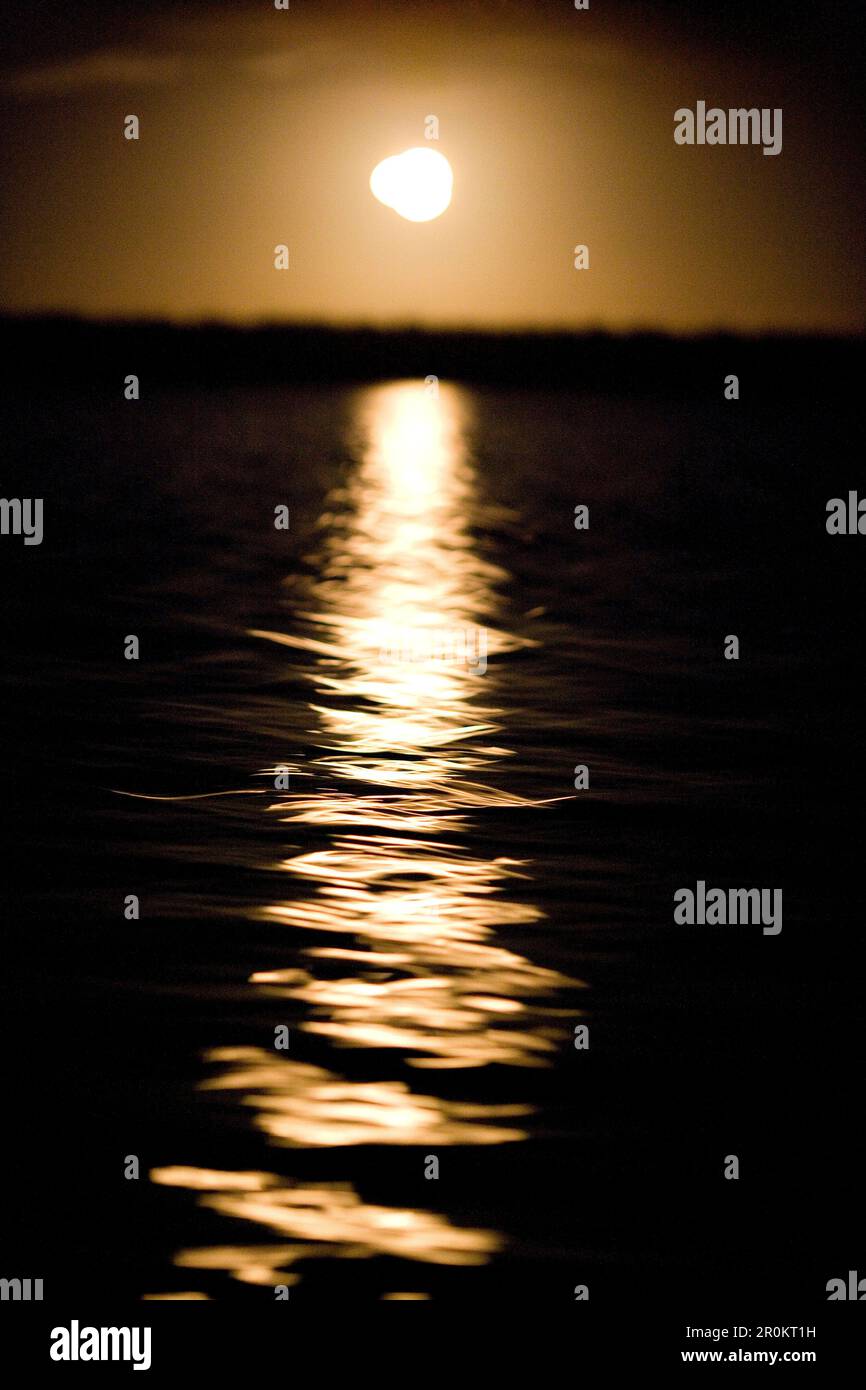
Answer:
(2, 312, 862, 342)
(2, 314, 861, 395)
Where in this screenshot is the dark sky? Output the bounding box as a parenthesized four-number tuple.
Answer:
(1, 0, 863, 329)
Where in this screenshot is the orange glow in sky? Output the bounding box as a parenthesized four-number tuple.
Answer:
(0, 1, 862, 332)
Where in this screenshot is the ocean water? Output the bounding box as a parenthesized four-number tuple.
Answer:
(2, 377, 863, 1303)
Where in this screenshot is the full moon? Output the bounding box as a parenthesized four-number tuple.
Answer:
(370, 147, 453, 223)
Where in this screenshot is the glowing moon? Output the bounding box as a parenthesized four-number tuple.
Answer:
(370, 147, 453, 223)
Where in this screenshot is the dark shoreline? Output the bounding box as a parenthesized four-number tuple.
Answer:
(2, 314, 862, 396)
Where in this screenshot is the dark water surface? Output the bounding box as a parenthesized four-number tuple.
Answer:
(3, 379, 863, 1303)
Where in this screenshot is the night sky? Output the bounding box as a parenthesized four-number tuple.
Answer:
(1, 0, 863, 330)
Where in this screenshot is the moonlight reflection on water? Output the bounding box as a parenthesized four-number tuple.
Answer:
(152, 382, 579, 1294)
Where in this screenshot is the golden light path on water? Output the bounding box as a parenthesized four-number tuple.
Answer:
(151, 382, 581, 1296)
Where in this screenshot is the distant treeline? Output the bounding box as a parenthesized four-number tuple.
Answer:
(0, 315, 862, 397)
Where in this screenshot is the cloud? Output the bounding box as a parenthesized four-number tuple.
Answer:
(2, 41, 355, 100)
(237, 45, 356, 83)
(3, 50, 184, 96)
